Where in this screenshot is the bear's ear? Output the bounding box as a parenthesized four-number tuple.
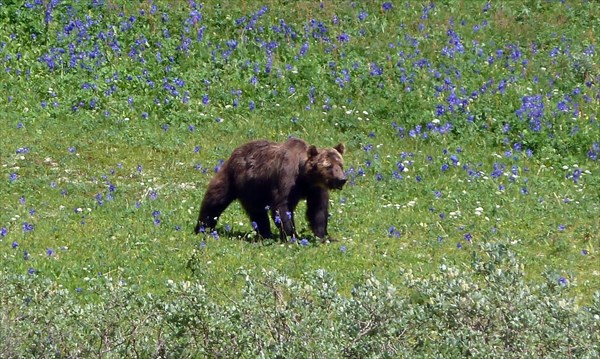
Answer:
(334, 143, 345, 155)
(308, 145, 319, 157)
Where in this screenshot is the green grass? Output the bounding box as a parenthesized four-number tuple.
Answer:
(1, 0, 598, 313)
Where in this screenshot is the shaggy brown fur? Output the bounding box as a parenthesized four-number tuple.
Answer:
(194, 138, 346, 240)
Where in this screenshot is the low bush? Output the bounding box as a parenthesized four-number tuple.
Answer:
(2, 244, 597, 358)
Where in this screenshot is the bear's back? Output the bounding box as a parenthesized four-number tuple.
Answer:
(223, 139, 306, 188)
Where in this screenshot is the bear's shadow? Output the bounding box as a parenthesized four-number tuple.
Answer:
(195, 228, 329, 246)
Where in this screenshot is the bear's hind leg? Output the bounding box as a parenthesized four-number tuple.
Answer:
(195, 179, 235, 234)
(245, 207, 272, 239)
(272, 205, 296, 240)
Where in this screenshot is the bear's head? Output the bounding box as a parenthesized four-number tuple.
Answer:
(306, 143, 347, 190)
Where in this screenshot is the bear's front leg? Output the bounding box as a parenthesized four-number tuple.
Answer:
(306, 188, 330, 240)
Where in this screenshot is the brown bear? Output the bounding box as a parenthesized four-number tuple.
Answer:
(194, 138, 347, 241)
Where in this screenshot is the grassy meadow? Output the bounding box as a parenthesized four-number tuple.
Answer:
(1, 1, 599, 356)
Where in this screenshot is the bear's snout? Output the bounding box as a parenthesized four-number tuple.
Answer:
(332, 177, 347, 190)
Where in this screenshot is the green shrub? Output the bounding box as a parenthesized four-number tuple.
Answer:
(1, 245, 597, 357)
